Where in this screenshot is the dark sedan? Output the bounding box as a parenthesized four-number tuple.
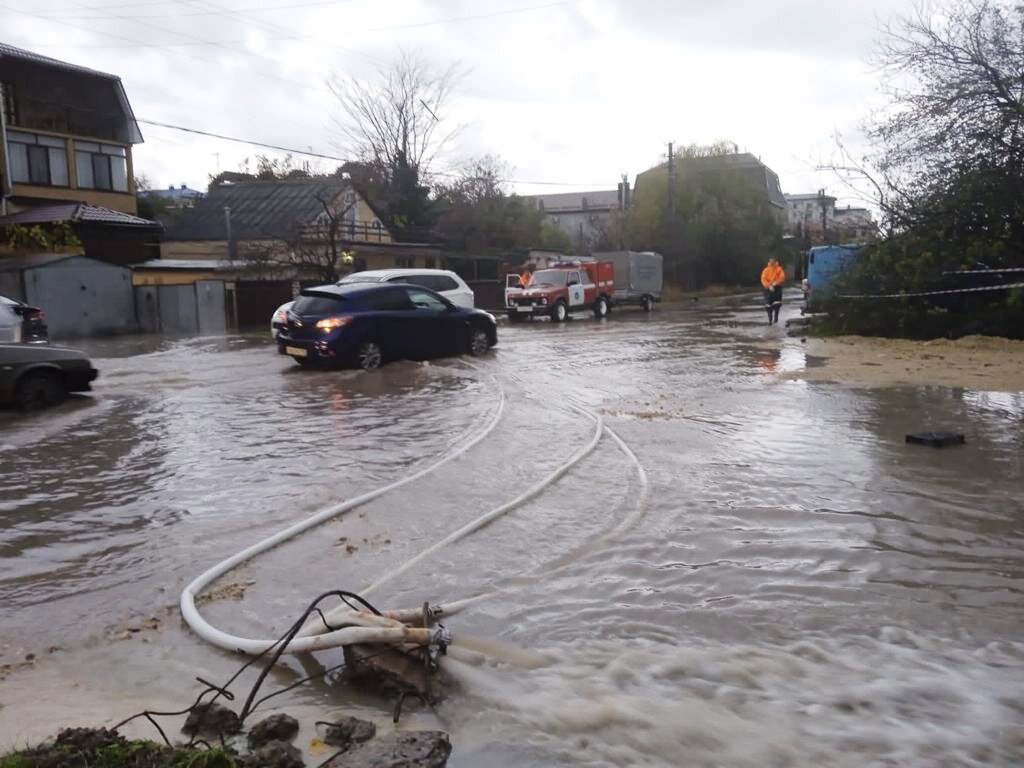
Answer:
(0, 295, 48, 343)
(0, 344, 98, 409)
(276, 283, 498, 369)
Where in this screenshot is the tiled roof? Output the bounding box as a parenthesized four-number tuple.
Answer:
(0, 203, 162, 229)
(0, 42, 118, 80)
(0, 42, 143, 144)
(165, 178, 354, 241)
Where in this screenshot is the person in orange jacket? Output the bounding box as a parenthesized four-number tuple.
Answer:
(760, 258, 785, 324)
(519, 264, 534, 288)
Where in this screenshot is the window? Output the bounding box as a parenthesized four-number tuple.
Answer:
(293, 294, 347, 314)
(424, 256, 436, 268)
(567, 272, 581, 286)
(363, 288, 413, 311)
(405, 288, 448, 312)
(390, 274, 434, 290)
(394, 256, 416, 268)
(74, 140, 128, 192)
(433, 275, 459, 292)
(6, 130, 68, 187)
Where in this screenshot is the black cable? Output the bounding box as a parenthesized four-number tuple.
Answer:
(111, 588, 391, 748)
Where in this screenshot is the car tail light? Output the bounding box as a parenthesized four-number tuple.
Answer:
(272, 308, 287, 324)
(315, 315, 353, 332)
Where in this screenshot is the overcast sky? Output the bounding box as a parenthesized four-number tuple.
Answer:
(5, 0, 913, 204)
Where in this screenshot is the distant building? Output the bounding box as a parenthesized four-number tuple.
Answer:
(140, 184, 204, 209)
(523, 182, 631, 255)
(785, 192, 876, 244)
(832, 205, 876, 242)
(0, 42, 144, 217)
(635, 152, 787, 223)
(785, 191, 836, 242)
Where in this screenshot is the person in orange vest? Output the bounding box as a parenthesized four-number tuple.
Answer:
(760, 258, 785, 324)
(519, 263, 534, 288)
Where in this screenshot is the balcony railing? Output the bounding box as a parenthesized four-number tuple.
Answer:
(300, 221, 391, 244)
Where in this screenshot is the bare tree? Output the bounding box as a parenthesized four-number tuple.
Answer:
(240, 194, 355, 284)
(328, 50, 462, 180)
(820, 0, 1023, 236)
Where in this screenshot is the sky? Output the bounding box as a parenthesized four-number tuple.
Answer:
(4, 0, 915, 205)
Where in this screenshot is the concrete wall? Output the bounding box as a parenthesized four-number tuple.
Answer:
(23, 256, 135, 338)
(0, 271, 23, 302)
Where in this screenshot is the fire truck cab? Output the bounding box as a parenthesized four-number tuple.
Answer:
(506, 260, 615, 323)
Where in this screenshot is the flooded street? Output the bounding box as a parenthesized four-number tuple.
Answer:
(2, 297, 1023, 767)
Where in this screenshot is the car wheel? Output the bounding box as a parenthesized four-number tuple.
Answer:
(16, 371, 66, 410)
(641, 295, 654, 312)
(593, 296, 609, 318)
(551, 300, 568, 323)
(357, 340, 384, 370)
(468, 327, 490, 356)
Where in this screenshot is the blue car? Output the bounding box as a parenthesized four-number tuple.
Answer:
(277, 283, 498, 369)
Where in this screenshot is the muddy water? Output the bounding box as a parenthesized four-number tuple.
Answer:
(1, 300, 1023, 767)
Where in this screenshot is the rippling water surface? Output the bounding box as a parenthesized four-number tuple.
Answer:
(1, 300, 1022, 767)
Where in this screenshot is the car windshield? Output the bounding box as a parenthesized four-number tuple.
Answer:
(528, 270, 567, 287)
(292, 294, 347, 315)
(338, 274, 384, 284)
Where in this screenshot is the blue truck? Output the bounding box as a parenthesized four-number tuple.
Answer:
(804, 244, 863, 309)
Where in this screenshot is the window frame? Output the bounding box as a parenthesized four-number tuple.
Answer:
(404, 287, 450, 313)
(74, 140, 129, 193)
(6, 130, 69, 188)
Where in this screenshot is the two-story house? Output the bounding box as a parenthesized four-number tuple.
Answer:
(0, 43, 161, 266)
(0, 42, 143, 215)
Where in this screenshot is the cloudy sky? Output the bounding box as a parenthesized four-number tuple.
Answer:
(5, 0, 913, 203)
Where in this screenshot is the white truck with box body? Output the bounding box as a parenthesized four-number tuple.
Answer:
(594, 251, 664, 312)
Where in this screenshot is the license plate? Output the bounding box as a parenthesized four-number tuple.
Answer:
(285, 346, 308, 358)
(516, 306, 531, 312)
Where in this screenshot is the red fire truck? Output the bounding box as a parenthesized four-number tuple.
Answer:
(506, 260, 615, 322)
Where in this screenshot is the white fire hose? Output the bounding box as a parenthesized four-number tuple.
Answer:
(181, 370, 646, 658)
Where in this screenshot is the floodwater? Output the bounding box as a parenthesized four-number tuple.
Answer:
(1, 295, 1023, 767)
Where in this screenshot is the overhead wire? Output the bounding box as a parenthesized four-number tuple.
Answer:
(58, 0, 334, 93)
(137, 118, 614, 187)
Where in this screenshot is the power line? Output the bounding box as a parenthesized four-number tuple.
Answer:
(357, 0, 581, 34)
(138, 117, 348, 161)
(38, 0, 360, 19)
(35, 0, 579, 27)
(59, 0, 334, 93)
(138, 118, 612, 187)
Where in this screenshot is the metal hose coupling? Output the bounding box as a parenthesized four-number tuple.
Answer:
(427, 623, 451, 668)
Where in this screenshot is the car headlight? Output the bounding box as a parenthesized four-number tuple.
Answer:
(540, 297, 548, 305)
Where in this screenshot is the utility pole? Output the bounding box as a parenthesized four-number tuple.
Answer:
(818, 188, 829, 245)
(667, 142, 676, 281)
(224, 205, 234, 260)
(0, 83, 11, 216)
